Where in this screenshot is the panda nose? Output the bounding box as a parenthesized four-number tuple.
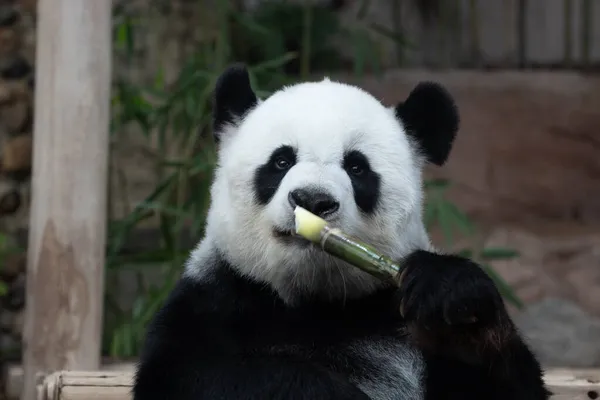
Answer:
(288, 188, 340, 218)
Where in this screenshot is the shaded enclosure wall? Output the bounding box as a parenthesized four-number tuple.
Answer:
(352, 69, 600, 320)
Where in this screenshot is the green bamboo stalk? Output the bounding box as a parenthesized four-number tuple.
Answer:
(317, 225, 403, 281)
(294, 206, 404, 283)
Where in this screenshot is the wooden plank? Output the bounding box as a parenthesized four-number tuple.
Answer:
(476, 0, 520, 66)
(590, 0, 600, 62)
(544, 369, 600, 399)
(21, 0, 113, 399)
(385, 0, 600, 68)
(4, 361, 135, 400)
(525, 0, 566, 65)
(60, 387, 132, 400)
(31, 368, 600, 400)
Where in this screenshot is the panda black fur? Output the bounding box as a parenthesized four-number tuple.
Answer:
(133, 64, 550, 400)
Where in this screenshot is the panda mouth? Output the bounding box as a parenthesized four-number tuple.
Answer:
(272, 228, 312, 247)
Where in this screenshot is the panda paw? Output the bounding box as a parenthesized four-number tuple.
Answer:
(397, 250, 514, 358)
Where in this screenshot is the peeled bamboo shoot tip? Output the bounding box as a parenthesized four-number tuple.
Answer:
(293, 206, 327, 243)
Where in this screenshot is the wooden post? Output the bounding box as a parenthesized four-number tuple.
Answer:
(21, 1, 112, 399)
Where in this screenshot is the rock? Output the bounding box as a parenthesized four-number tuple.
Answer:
(0, 79, 30, 105)
(0, 6, 19, 27)
(0, 182, 30, 232)
(11, 308, 23, 338)
(0, 98, 31, 133)
(5, 272, 25, 311)
(0, 55, 31, 79)
(515, 297, 600, 368)
(484, 226, 600, 317)
(0, 81, 11, 103)
(0, 331, 20, 361)
(0, 332, 19, 353)
(0, 25, 20, 57)
(0, 252, 25, 280)
(17, 0, 37, 15)
(0, 189, 21, 215)
(0, 310, 14, 332)
(543, 237, 600, 318)
(484, 228, 553, 307)
(1, 133, 32, 173)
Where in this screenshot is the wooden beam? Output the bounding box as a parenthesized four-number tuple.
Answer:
(4, 362, 135, 400)
(21, 1, 113, 399)
(32, 368, 600, 400)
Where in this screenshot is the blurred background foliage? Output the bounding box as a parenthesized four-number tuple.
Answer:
(104, 0, 521, 359)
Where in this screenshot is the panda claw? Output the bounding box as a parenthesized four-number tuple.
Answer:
(399, 299, 406, 318)
(397, 250, 514, 355)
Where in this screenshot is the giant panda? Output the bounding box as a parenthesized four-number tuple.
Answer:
(133, 64, 550, 400)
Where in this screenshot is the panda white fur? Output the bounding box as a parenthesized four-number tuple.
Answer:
(133, 64, 550, 400)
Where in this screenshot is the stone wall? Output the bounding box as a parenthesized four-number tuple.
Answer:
(0, 0, 35, 372)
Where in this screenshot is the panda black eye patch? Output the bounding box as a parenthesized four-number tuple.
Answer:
(343, 150, 380, 214)
(253, 145, 297, 205)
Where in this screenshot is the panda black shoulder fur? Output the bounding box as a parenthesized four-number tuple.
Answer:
(133, 64, 550, 400)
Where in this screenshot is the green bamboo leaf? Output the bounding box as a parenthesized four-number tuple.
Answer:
(123, 323, 134, 358)
(435, 198, 455, 246)
(116, 23, 128, 49)
(160, 159, 189, 168)
(106, 172, 178, 266)
(124, 18, 135, 58)
(369, 22, 402, 43)
(153, 68, 165, 90)
(369, 37, 384, 76)
(480, 247, 520, 260)
(159, 214, 175, 254)
(248, 51, 298, 75)
(456, 248, 473, 258)
(138, 202, 192, 218)
(110, 328, 122, 358)
(232, 12, 272, 35)
(356, 0, 371, 20)
(138, 265, 182, 327)
(424, 178, 451, 191)
(254, 89, 274, 98)
(443, 202, 476, 236)
(250, 52, 299, 72)
(189, 162, 218, 175)
(480, 263, 524, 309)
(132, 297, 146, 321)
(136, 197, 186, 215)
(352, 29, 367, 76)
(423, 202, 437, 230)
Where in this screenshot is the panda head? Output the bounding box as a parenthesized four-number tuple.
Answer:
(190, 64, 459, 304)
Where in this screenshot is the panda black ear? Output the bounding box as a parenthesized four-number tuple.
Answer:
(212, 63, 258, 143)
(394, 82, 459, 166)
